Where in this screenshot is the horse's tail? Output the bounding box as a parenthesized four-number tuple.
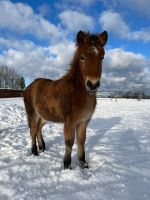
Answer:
(23, 86, 35, 128)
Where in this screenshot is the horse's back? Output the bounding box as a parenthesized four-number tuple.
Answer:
(24, 78, 53, 98)
(25, 78, 53, 91)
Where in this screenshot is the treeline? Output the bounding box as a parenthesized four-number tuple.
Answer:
(122, 92, 149, 99)
(99, 91, 150, 99)
(109, 91, 150, 99)
(0, 65, 25, 90)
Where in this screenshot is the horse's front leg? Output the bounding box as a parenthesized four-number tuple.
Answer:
(63, 121, 75, 169)
(76, 120, 89, 169)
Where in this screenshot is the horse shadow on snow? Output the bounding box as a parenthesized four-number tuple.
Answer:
(87, 116, 121, 153)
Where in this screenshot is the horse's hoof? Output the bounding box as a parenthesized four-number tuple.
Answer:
(64, 164, 72, 170)
(39, 146, 45, 152)
(80, 161, 89, 169)
(64, 166, 72, 170)
(32, 151, 39, 156)
(39, 149, 45, 153)
(64, 163, 72, 170)
(32, 146, 39, 156)
(41, 141, 45, 151)
(63, 157, 72, 170)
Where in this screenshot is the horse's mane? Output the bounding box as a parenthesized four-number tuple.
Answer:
(76, 32, 103, 47)
(63, 53, 82, 87)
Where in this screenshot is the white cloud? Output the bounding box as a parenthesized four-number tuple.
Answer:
(99, 10, 129, 38)
(122, 0, 150, 18)
(38, 4, 50, 17)
(0, 38, 75, 81)
(64, 0, 95, 6)
(0, 0, 61, 41)
(101, 48, 150, 91)
(48, 40, 75, 67)
(105, 76, 126, 83)
(105, 48, 148, 70)
(55, 0, 96, 11)
(100, 0, 150, 18)
(99, 10, 150, 42)
(129, 28, 150, 42)
(0, 37, 34, 50)
(59, 10, 94, 32)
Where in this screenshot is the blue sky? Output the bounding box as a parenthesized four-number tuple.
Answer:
(0, 0, 150, 92)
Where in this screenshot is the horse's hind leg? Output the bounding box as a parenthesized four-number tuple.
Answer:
(30, 127, 38, 155)
(37, 120, 46, 152)
(29, 115, 43, 156)
(30, 119, 39, 156)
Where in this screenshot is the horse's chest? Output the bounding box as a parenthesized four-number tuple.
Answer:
(78, 97, 96, 122)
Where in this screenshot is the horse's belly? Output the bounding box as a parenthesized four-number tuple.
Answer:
(36, 104, 64, 123)
(41, 109, 64, 123)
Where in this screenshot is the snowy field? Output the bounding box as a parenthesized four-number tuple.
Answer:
(0, 97, 150, 200)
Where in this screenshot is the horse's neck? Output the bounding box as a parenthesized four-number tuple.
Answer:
(64, 57, 85, 90)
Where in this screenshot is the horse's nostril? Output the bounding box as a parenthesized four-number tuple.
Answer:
(96, 80, 100, 88)
(87, 80, 93, 90)
(86, 80, 100, 90)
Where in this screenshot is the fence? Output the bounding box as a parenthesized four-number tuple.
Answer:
(0, 89, 24, 98)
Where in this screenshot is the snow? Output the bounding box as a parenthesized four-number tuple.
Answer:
(0, 97, 150, 200)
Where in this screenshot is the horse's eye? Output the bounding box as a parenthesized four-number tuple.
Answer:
(80, 54, 85, 62)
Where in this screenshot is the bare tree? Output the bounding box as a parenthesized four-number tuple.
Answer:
(0, 65, 24, 89)
(110, 92, 118, 101)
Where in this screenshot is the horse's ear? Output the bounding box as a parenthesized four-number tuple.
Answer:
(76, 31, 87, 46)
(98, 31, 108, 46)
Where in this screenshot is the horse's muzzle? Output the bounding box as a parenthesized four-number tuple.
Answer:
(86, 79, 100, 94)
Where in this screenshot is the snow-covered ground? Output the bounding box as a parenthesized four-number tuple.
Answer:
(0, 97, 150, 200)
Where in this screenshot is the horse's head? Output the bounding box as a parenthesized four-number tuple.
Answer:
(76, 30, 108, 94)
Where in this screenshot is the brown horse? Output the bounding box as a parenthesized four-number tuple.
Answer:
(24, 30, 108, 169)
